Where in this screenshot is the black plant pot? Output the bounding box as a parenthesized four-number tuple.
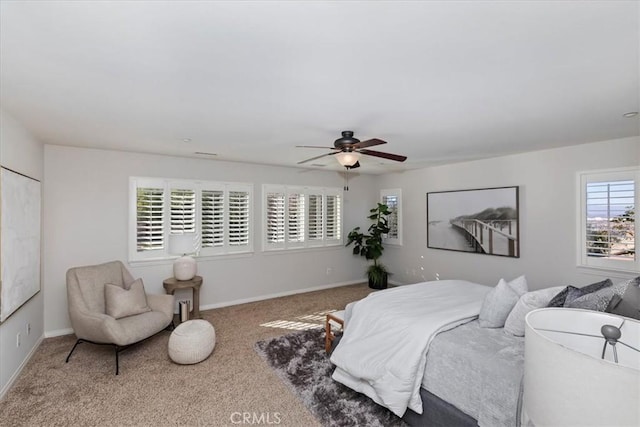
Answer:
(368, 272, 388, 289)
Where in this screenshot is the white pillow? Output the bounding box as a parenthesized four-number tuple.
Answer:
(478, 275, 528, 328)
(504, 286, 564, 336)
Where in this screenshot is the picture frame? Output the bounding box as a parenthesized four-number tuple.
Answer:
(0, 167, 42, 323)
(427, 186, 519, 258)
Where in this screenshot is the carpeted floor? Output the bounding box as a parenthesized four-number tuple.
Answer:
(255, 329, 406, 427)
(0, 283, 375, 426)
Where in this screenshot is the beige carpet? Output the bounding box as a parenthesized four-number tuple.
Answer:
(0, 284, 374, 426)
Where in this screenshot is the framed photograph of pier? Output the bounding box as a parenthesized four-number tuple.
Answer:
(427, 186, 519, 258)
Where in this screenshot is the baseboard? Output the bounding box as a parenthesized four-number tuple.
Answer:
(200, 279, 363, 311)
(46, 280, 365, 337)
(0, 334, 44, 400)
(44, 327, 74, 338)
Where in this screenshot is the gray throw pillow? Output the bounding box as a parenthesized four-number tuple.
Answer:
(547, 278, 613, 307)
(564, 285, 616, 312)
(606, 276, 640, 320)
(609, 276, 638, 297)
(105, 278, 151, 319)
(479, 275, 528, 328)
(546, 286, 572, 307)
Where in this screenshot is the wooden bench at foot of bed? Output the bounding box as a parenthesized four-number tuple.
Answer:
(325, 311, 345, 353)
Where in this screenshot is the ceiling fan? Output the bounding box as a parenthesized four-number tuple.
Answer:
(296, 131, 407, 169)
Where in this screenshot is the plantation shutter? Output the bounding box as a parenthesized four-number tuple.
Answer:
(382, 195, 399, 239)
(170, 188, 196, 234)
(131, 178, 253, 261)
(325, 194, 341, 241)
(266, 191, 285, 245)
(262, 184, 343, 251)
(201, 189, 224, 248)
(585, 179, 635, 260)
(228, 190, 250, 248)
(381, 189, 402, 246)
(136, 187, 165, 252)
(287, 192, 305, 244)
(308, 193, 324, 243)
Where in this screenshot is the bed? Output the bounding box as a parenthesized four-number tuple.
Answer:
(329, 279, 526, 427)
(331, 319, 525, 426)
(329, 275, 638, 426)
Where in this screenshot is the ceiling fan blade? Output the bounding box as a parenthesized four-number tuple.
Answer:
(297, 152, 338, 164)
(296, 145, 338, 149)
(354, 138, 387, 149)
(359, 149, 407, 162)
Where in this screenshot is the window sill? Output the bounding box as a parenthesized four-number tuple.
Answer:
(262, 244, 344, 255)
(576, 264, 640, 279)
(383, 242, 403, 248)
(128, 251, 255, 267)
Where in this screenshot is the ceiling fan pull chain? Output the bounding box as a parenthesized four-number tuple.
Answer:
(344, 169, 349, 191)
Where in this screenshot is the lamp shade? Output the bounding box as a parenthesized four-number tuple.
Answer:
(523, 308, 639, 426)
(335, 151, 361, 167)
(168, 233, 197, 281)
(169, 233, 197, 255)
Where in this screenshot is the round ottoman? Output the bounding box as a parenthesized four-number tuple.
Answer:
(168, 319, 216, 364)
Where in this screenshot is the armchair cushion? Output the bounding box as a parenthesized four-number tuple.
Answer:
(72, 261, 131, 313)
(105, 278, 151, 319)
(110, 311, 174, 346)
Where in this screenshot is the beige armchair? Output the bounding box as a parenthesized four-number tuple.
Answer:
(65, 261, 174, 374)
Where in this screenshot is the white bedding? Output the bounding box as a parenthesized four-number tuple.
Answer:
(330, 280, 491, 417)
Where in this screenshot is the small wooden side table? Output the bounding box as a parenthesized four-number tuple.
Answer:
(163, 276, 203, 320)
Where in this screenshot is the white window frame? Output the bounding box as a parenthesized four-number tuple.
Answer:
(577, 167, 639, 273)
(129, 177, 253, 262)
(381, 188, 403, 246)
(262, 184, 343, 252)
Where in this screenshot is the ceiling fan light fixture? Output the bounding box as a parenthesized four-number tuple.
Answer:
(335, 151, 361, 167)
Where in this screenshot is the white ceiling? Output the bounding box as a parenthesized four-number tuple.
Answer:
(1, 1, 638, 174)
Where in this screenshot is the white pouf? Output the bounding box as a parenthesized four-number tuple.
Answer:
(168, 319, 216, 364)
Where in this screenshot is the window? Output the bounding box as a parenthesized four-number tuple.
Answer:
(263, 185, 342, 251)
(130, 177, 253, 262)
(578, 167, 638, 272)
(381, 188, 402, 246)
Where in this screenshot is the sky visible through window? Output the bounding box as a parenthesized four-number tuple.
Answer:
(586, 180, 634, 219)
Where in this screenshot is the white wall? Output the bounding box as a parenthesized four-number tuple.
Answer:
(376, 137, 640, 290)
(0, 110, 44, 397)
(43, 145, 377, 334)
(6, 124, 637, 393)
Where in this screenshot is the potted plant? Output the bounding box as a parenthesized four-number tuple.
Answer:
(346, 203, 392, 289)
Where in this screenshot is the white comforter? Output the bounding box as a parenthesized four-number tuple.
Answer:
(330, 280, 491, 417)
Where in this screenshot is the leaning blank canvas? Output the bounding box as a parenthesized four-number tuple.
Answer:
(0, 167, 41, 323)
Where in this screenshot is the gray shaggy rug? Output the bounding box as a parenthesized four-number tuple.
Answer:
(255, 329, 406, 427)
